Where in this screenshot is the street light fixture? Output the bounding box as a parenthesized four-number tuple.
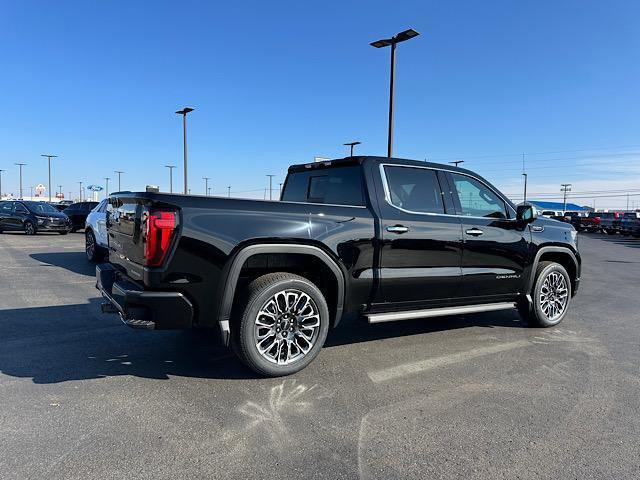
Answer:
(114, 171, 124, 192)
(104, 177, 110, 197)
(78, 181, 83, 202)
(15, 163, 26, 199)
(227, 186, 231, 198)
(203, 177, 211, 196)
(165, 166, 176, 193)
(343, 141, 361, 156)
(370, 28, 420, 157)
(41, 154, 58, 202)
(175, 107, 195, 194)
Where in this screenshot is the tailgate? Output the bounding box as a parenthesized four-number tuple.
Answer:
(107, 194, 180, 283)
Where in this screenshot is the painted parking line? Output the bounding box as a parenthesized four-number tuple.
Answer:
(368, 339, 531, 383)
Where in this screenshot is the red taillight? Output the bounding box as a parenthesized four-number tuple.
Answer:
(144, 210, 176, 267)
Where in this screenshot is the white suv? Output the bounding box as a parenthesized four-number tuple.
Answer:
(84, 199, 108, 261)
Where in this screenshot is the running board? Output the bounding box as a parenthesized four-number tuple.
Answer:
(366, 302, 516, 324)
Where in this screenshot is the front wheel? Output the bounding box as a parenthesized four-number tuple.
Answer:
(525, 261, 572, 327)
(232, 272, 330, 377)
(24, 221, 36, 235)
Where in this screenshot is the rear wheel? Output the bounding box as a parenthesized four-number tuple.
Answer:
(525, 261, 571, 327)
(232, 272, 329, 377)
(85, 229, 100, 261)
(24, 221, 36, 235)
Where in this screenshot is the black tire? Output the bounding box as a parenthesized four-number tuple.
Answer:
(24, 221, 36, 235)
(232, 272, 330, 377)
(525, 261, 572, 327)
(85, 229, 101, 261)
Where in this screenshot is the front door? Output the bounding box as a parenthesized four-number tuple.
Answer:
(375, 164, 463, 309)
(0, 202, 15, 230)
(446, 172, 529, 298)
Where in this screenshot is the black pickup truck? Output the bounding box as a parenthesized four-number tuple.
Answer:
(97, 156, 581, 376)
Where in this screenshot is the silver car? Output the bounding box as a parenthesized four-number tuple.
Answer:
(84, 199, 108, 261)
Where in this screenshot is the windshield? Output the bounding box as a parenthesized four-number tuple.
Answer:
(23, 201, 59, 214)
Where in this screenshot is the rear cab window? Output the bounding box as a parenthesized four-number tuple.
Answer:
(282, 165, 365, 206)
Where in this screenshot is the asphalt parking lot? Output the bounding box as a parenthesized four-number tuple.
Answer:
(1, 231, 639, 479)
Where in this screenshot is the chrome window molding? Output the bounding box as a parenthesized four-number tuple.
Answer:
(379, 163, 517, 220)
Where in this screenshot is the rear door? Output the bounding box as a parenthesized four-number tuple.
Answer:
(446, 172, 529, 298)
(375, 164, 463, 308)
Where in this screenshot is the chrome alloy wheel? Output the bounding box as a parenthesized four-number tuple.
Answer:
(254, 288, 321, 365)
(86, 231, 95, 259)
(539, 271, 569, 322)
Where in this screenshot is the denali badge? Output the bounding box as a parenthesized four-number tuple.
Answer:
(496, 274, 521, 279)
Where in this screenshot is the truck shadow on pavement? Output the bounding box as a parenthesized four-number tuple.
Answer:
(30, 252, 96, 276)
(0, 297, 527, 384)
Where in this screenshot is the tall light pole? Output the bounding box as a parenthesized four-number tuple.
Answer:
(58, 185, 63, 199)
(266, 175, 275, 200)
(343, 141, 361, 156)
(279, 182, 283, 198)
(561, 184, 572, 214)
(370, 29, 420, 158)
(104, 177, 110, 197)
(78, 181, 83, 202)
(30, 186, 34, 199)
(203, 177, 210, 196)
(227, 186, 231, 198)
(0, 169, 4, 199)
(15, 163, 26, 199)
(41, 154, 58, 202)
(165, 166, 176, 193)
(175, 107, 194, 194)
(449, 160, 464, 167)
(114, 171, 123, 192)
(522, 173, 528, 204)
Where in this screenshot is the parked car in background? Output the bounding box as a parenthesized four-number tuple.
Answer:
(621, 212, 640, 237)
(84, 199, 109, 261)
(598, 211, 624, 234)
(97, 156, 580, 377)
(63, 201, 99, 232)
(578, 212, 601, 232)
(52, 200, 74, 211)
(0, 200, 71, 235)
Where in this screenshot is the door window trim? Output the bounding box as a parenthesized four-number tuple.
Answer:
(379, 163, 516, 219)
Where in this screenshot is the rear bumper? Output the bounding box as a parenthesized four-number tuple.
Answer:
(96, 263, 193, 329)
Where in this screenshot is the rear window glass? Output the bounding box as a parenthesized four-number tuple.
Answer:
(282, 166, 365, 206)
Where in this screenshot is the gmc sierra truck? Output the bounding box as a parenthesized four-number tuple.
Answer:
(96, 156, 581, 376)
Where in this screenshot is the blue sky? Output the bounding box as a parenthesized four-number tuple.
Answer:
(1, 0, 639, 208)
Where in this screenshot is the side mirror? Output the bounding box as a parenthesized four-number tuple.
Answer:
(517, 204, 537, 222)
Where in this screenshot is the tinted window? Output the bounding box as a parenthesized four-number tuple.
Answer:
(384, 166, 445, 214)
(0, 202, 14, 214)
(282, 166, 364, 206)
(450, 173, 507, 219)
(15, 203, 29, 214)
(23, 201, 58, 214)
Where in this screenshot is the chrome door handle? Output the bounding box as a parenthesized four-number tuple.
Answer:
(465, 228, 484, 236)
(386, 225, 409, 234)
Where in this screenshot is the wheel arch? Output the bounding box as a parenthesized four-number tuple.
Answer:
(527, 246, 579, 295)
(217, 243, 346, 346)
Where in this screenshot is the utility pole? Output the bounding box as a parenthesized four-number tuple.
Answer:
(0, 169, 4, 199)
(165, 166, 176, 193)
(522, 173, 528, 204)
(203, 177, 210, 196)
(449, 160, 464, 167)
(370, 29, 420, 157)
(175, 107, 194, 194)
(627, 193, 630, 211)
(15, 163, 26, 199)
(104, 177, 110, 197)
(58, 185, 63, 199)
(78, 181, 83, 202)
(561, 184, 572, 214)
(115, 171, 123, 191)
(227, 186, 231, 198)
(41, 154, 57, 202)
(266, 175, 275, 200)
